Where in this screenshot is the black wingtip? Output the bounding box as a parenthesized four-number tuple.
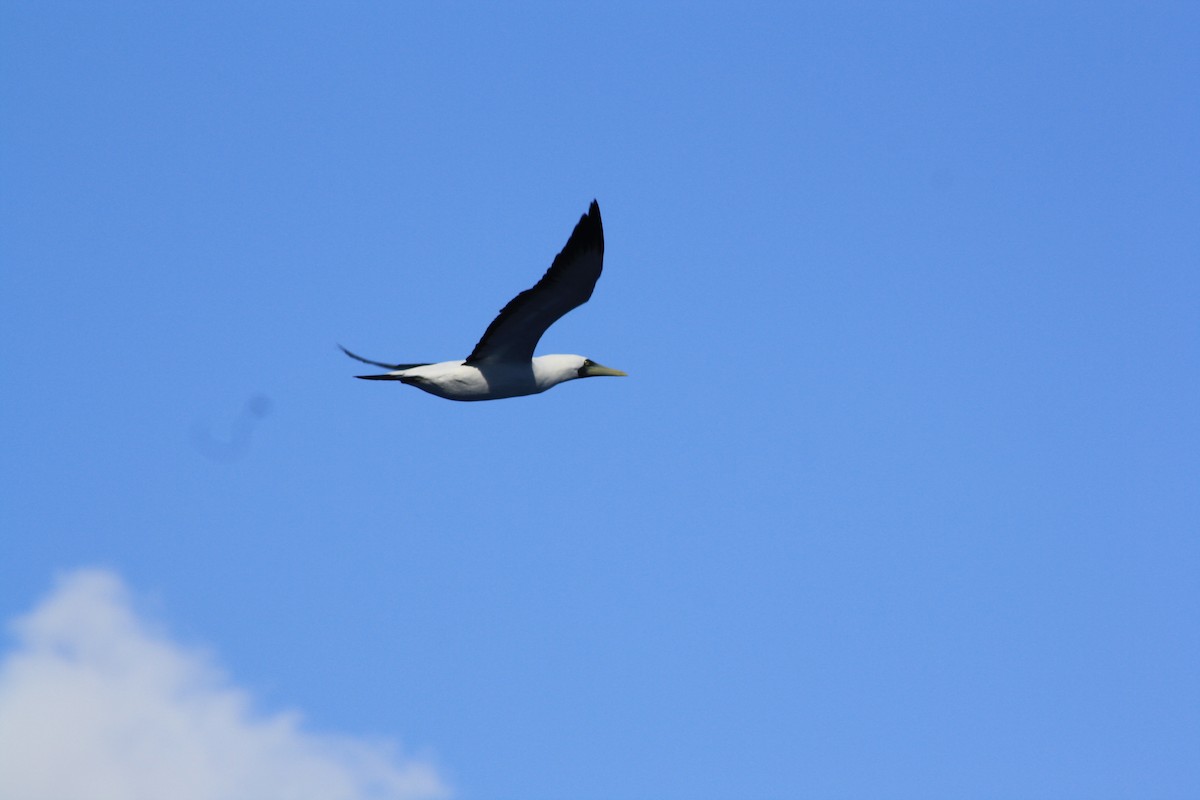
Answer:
(339, 344, 431, 371)
(338, 343, 380, 366)
(568, 199, 604, 257)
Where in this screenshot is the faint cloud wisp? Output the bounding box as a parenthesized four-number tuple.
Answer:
(191, 394, 274, 462)
(0, 568, 448, 800)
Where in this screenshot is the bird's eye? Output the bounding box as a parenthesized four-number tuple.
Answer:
(583, 359, 595, 367)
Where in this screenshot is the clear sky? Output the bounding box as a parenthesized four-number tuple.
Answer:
(2, 3, 1197, 798)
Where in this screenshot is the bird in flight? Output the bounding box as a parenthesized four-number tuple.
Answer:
(340, 200, 626, 401)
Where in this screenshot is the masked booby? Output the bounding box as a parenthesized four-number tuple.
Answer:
(340, 200, 626, 401)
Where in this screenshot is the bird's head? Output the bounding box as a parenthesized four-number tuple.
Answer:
(532, 355, 627, 391)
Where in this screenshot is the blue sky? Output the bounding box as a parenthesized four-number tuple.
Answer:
(1, 2, 1197, 798)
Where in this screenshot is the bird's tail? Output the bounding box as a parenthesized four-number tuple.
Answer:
(354, 372, 412, 381)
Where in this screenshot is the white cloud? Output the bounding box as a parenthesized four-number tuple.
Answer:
(0, 568, 448, 800)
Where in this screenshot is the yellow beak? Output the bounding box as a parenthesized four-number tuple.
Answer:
(582, 362, 627, 378)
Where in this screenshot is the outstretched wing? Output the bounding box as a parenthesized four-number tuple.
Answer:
(464, 201, 604, 365)
(338, 344, 430, 371)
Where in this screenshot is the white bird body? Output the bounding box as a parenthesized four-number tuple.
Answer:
(342, 201, 626, 402)
(371, 355, 606, 402)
